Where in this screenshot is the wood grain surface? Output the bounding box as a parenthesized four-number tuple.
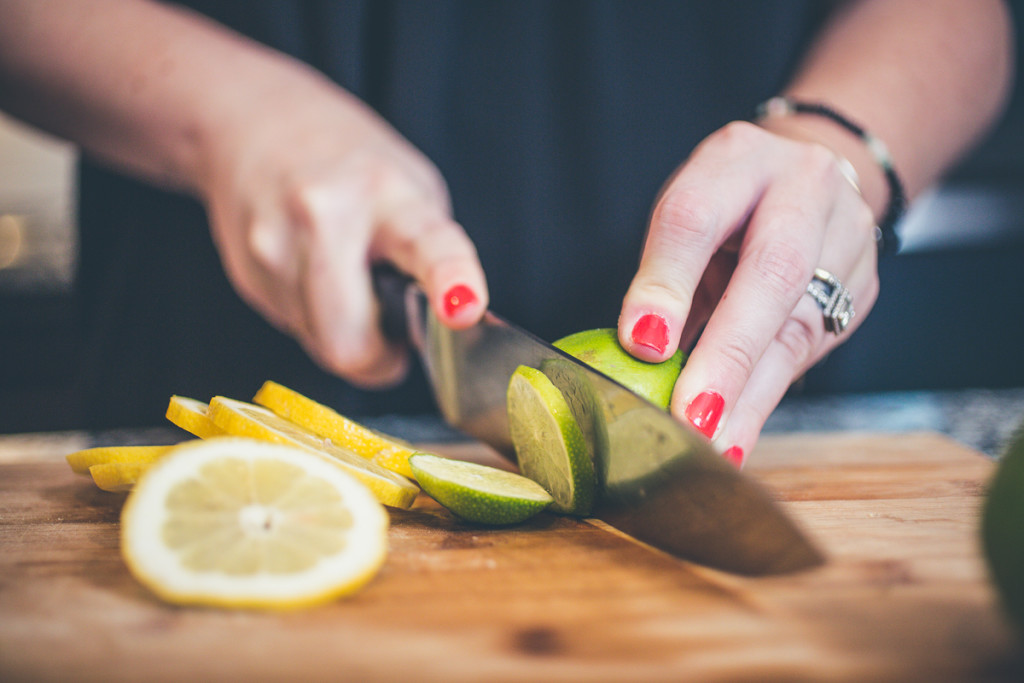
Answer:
(1, 432, 1022, 682)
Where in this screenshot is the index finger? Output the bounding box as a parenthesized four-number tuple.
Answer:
(619, 122, 786, 363)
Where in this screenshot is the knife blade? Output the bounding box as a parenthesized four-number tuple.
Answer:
(376, 268, 824, 576)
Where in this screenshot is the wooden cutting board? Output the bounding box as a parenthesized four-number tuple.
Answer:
(1, 432, 1021, 682)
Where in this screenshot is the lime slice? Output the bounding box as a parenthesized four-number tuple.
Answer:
(506, 365, 594, 516)
(207, 396, 420, 509)
(166, 396, 226, 439)
(66, 445, 174, 476)
(253, 380, 418, 478)
(409, 453, 553, 525)
(121, 438, 388, 610)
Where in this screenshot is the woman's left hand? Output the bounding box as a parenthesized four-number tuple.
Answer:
(618, 120, 880, 466)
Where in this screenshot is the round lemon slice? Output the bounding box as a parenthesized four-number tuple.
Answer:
(121, 438, 389, 610)
(409, 453, 553, 525)
(166, 395, 226, 439)
(254, 381, 418, 478)
(207, 396, 419, 509)
(506, 365, 595, 516)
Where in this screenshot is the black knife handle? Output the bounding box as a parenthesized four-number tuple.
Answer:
(371, 263, 414, 344)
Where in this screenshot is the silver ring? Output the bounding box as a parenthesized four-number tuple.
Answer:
(806, 267, 854, 334)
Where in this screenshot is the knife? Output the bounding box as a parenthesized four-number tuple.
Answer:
(376, 267, 824, 576)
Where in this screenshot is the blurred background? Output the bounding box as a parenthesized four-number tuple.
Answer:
(1, 40, 1023, 445)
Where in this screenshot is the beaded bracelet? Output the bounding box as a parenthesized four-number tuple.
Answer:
(754, 96, 906, 255)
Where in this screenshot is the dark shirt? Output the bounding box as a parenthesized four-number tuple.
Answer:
(74, 1, 826, 428)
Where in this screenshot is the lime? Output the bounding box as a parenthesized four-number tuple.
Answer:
(553, 328, 684, 410)
(982, 424, 1024, 634)
(409, 453, 553, 525)
(506, 365, 594, 516)
(121, 438, 388, 610)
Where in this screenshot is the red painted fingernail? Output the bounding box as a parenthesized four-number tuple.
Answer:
(631, 313, 669, 354)
(722, 446, 745, 469)
(442, 284, 477, 318)
(684, 391, 724, 439)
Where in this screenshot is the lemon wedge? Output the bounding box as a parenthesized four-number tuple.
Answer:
(166, 395, 226, 439)
(121, 438, 389, 610)
(253, 381, 418, 478)
(206, 396, 419, 509)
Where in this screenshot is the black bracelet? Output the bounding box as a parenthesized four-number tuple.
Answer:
(754, 96, 907, 255)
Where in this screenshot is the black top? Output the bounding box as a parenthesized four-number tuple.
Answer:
(73, 1, 826, 428)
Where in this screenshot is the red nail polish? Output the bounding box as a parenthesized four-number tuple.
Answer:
(684, 391, 724, 439)
(631, 313, 669, 354)
(722, 446, 745, 469)
(443, 284, 477, 318)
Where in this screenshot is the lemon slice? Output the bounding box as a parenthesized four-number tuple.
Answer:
(121, 438, 389, 610)
(506, 365, 595, 516)
(66, 445, 173, 475)
(90, 462, 154, 492)
(253, 381, 417, 478)
(409, 453, 553, 525)
(207, 396, 419, 509)
(166, 395, 226, 439)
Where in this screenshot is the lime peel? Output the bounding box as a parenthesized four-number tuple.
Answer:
(410, 453, 553, 525)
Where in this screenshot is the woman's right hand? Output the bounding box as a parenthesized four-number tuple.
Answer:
(200, 66, 487, 388)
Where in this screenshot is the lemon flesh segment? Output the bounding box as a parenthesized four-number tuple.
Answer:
(166, 396, 226, 439)
(506, 366, 595, 516)
(254, 380, 418, 479)
(90, 462, 154, 492)
(207, 396, 419, 509)
(409, 453, 553, 525)
(121, 438, 388, 610)
(66, 445, 174, 476)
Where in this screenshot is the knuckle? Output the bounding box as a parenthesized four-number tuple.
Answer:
(748, 240, 813, 299)
(652, 188, 720, 250)
(775, 315, 820, 368)
(712, 330, 760, 381)
(787, 141, 846, 195)
(711, 120, 768, 151)
(245, 221, 285, 272)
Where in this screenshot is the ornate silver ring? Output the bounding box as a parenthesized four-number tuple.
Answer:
(806, 267, 854, 335)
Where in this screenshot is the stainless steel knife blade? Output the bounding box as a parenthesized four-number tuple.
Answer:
(390, 275, 824, 576)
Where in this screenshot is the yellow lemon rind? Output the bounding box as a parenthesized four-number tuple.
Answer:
(253, 380, 417, 478)
(66, 445, 174, 476)
(207, 396, 419, 509)
(120, 438, 389, 610)
(166, 395, 226, 439)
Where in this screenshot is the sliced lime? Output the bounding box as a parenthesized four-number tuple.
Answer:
(409, 453, 553, 525)
(506, 365, 595, 516)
